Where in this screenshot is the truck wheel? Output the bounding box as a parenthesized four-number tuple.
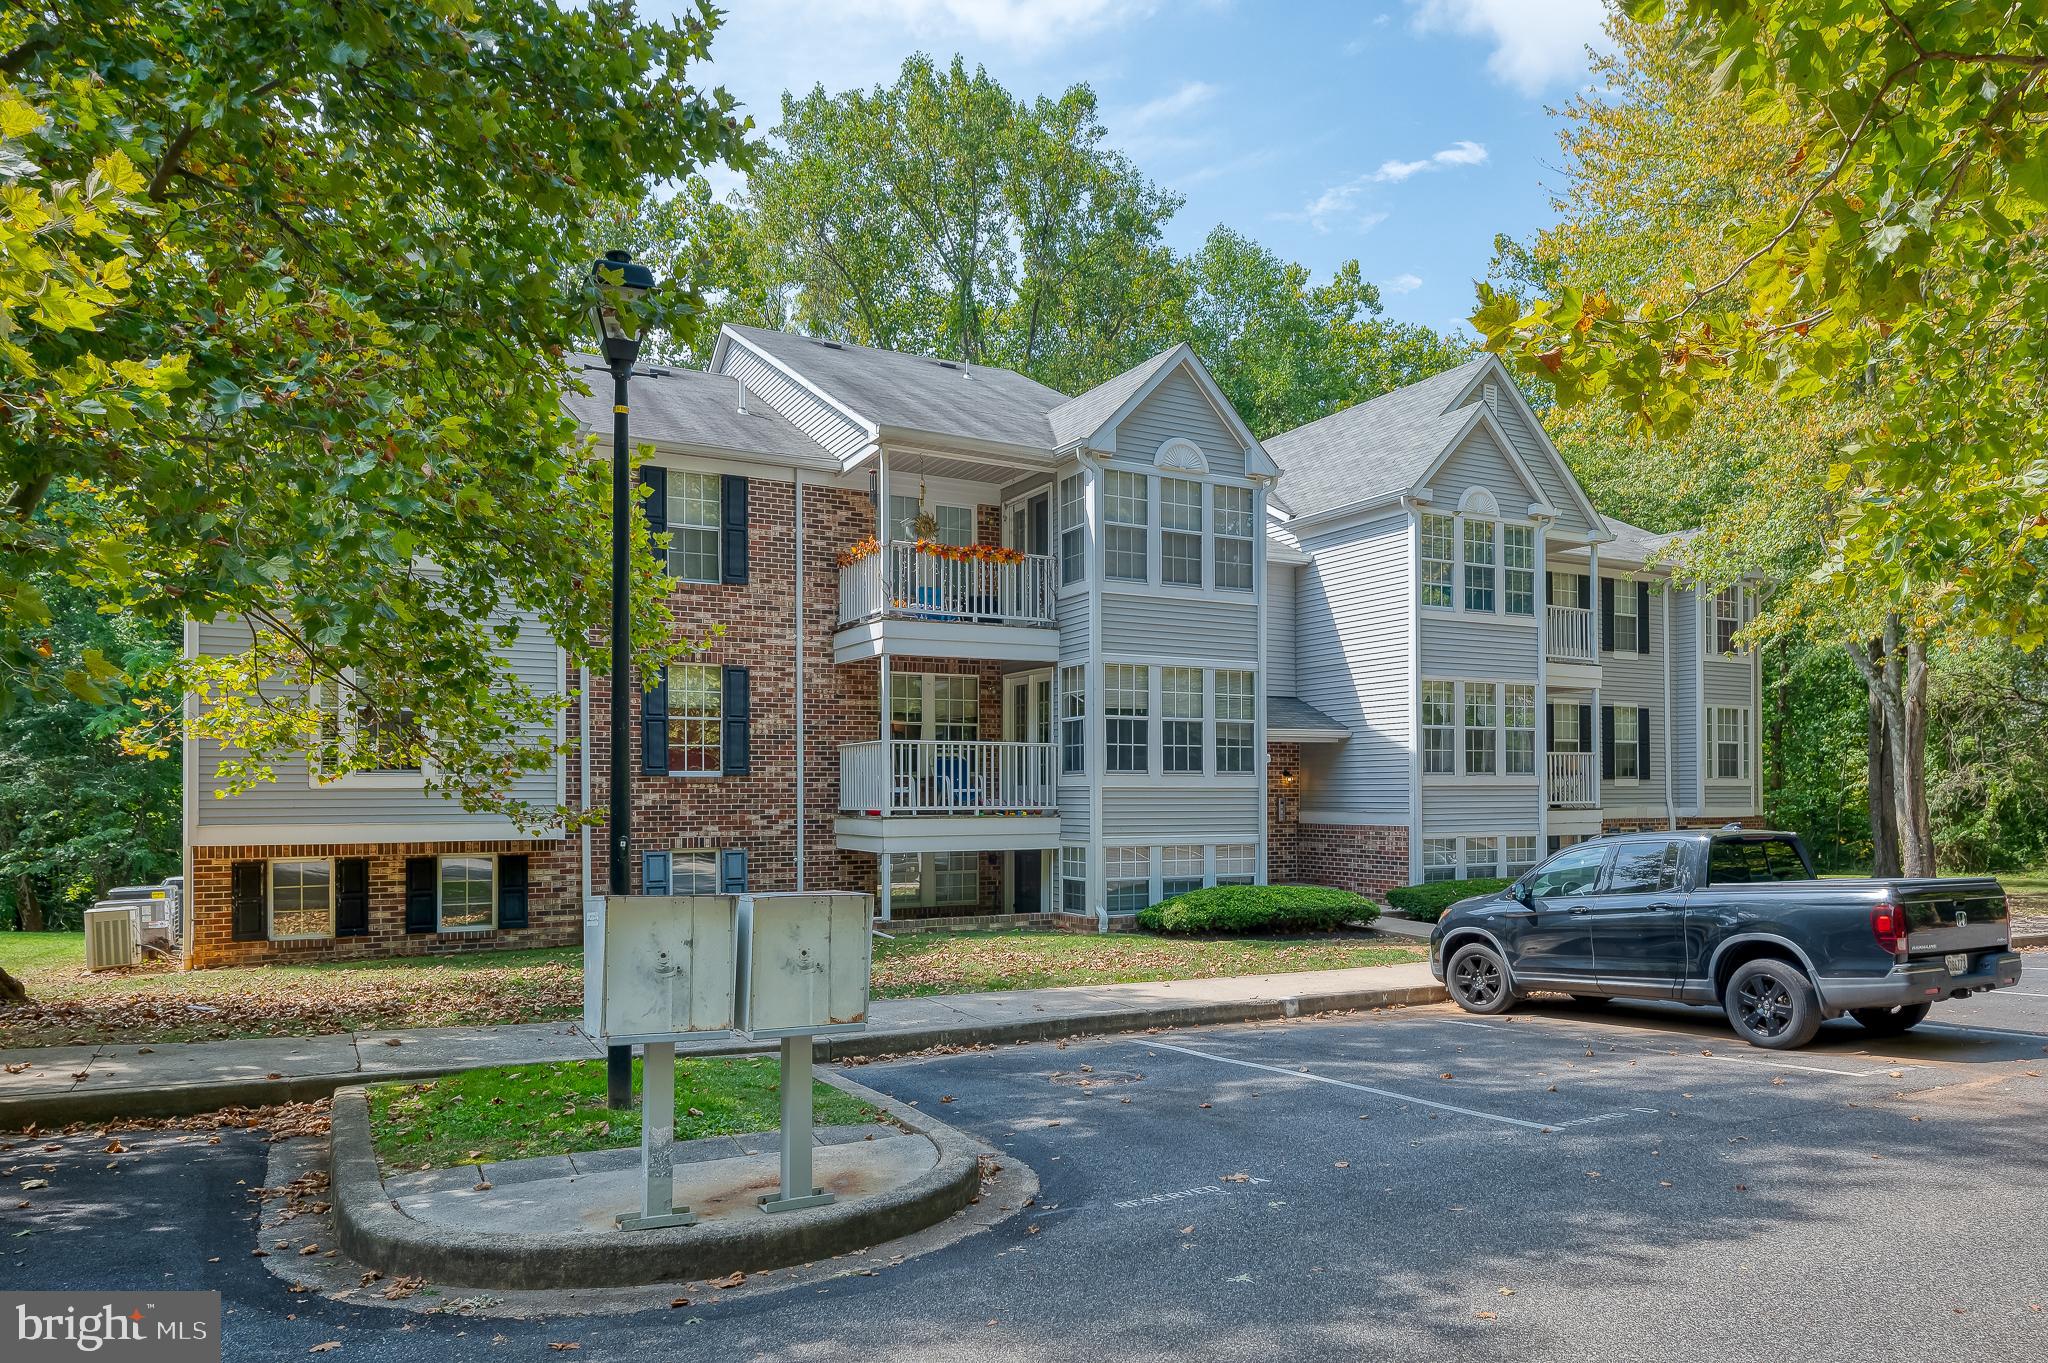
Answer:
(1446, 943, 1515, 1016)
(1849, 1003, 1931, 1036)
(1723, 959, 1822, 1050)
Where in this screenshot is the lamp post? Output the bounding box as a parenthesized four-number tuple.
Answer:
(590, 248, 656, 1110)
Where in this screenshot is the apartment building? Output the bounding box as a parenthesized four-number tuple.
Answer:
(178, 336, 1758, 965)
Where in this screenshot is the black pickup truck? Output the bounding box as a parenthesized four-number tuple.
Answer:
(1428, 828, 2024, 1049)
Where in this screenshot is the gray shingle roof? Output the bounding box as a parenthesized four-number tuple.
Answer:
(1261, 356, 1492, 519)
(560, 356, 832, 464)
(724, 325, 1074, 451)
(1045, 345, 1184, 449)
(1564, 513, 1691, 568)
(1268, 695, 1348, 739)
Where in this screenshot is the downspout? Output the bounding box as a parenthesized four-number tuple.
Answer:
(794, 470, 806, 890)
(1661, 586, 1675, 830)
(580, 664, 593, 903)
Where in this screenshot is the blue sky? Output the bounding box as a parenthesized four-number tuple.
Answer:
(681, 0, 1614, 336)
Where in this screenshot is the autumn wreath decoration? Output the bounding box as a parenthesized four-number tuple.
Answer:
(838, 538, 1026, 568)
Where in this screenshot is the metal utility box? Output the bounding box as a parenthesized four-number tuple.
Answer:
(582, 895, 739, 1045)
(734, 892, 873, 1040)
(83, 906, 138, 971)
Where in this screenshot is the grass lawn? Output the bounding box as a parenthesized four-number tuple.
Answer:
(869, 930, 1424, 998)
(368, 1055, 884, 1172)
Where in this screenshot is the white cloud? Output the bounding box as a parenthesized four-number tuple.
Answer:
(830, 0, 1161, 56)
(1370, 138, 1488, 182)
(1407, 0, 1610, 95)
(1120, 79, 1221, 127)
(1383, 271, 1424, 295)
(1276, 137, 1483, 232)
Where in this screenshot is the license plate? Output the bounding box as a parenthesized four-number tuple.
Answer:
(1945, 953, 1969, 975)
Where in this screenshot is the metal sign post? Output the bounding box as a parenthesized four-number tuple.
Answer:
(759, 1035, 833, 1213)
(618, 1040, 697, 1230)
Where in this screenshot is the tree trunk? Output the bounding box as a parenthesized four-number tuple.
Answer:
(0, 964, 24, 1006)
(1848, 618, 1936, 879)
(15, 875, 45, 933)
(1866, 675, 1902, 878)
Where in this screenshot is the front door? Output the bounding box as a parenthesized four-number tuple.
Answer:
(1586, 839, 1689, 996)
(1513, 843, 1609, 983)
(1014, 850, 1043, 913)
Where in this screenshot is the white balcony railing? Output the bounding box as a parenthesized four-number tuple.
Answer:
(1547, 750, 1598, 809)
(1547, 604, 1596, 663)
(838, 543, 1058, 629)
(840, 739, 1058, 816)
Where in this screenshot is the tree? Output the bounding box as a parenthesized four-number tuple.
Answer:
(2, 1, 754, 828)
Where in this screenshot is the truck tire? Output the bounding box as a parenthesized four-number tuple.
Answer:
(1849, 1002, 1931, 1036)
(1446, 942, 1515, 1016)
(1723, 958, 1822, 1050)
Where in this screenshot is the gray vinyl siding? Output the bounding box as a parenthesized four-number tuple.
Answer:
(1596, 577, 1663, 706)
(719, 347, 871, 464)
(1427, 425, 1534, 511)
(1059, 792, 1092, 841)
(1265, 563, 1297, 696)
(191, 613, 562, 831)
(1466, 384, 1597, 537)
(1705, 780, 1757, 812)
(1111, 368, 1246, 477)
(1100, 785, 1260, 840)
(1420, 616, 1539, 681)
(1671, 588, 1702, 809)
(1100, 593, 1257, 662)
(1058, 601, 1091, 664)
(1420, 784, 1541, 837)
(1704, 657, 1755, 707)
(1296, 513, 1411, 818)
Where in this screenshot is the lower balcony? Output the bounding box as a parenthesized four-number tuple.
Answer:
(1547, 750, 1598, 810)
(835, 739, 1061, 854)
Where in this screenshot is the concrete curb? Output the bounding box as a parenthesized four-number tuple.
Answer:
(0, 979, 1448, 1129)
(2014, 932, 2048, 951)
(329, 1069, 987, 1291)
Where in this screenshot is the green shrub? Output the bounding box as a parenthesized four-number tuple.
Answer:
(1136, 885, 1379, 935)
(1384, 878, 1515, 923)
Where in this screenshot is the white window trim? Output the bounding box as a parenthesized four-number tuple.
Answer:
(1709, 705, 1752, 783)
(1098, 660, 1260, 788)
(1610, 706, 1643, 784)
(268, 856, 335, 942)
(1083, 464, 1262, 602)
(889, 851, 981, 909)
(1417, 507, 1545, 624)
(668, 468, 723, 584)
(309, 670, 433, 791)
(1610, 577, 1642, 653)
(437, 853, 498, 934)
(1420, 834, 1540, 885)
(1420, 677, 1542, 784)
(888, 671, 982, 743)
(666, 661, 725, 780)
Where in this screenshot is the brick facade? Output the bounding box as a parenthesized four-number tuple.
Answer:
(1600, 814, 1769, 834)
(1267, 743, 1302, 883)
(1296, 822, 1410, 898)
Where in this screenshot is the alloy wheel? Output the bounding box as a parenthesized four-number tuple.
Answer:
(1453, 953, 1502, 1008)
(1737, 973, 1792, 1037)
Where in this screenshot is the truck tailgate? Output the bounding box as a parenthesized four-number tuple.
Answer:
(1893, 879, 2009, 955)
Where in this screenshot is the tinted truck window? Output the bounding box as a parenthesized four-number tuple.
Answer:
(1606, 841, 1681, 894)
(1708, 838, 1813, 884)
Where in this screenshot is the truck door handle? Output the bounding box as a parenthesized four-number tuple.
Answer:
(1648, 902, 1678, 911)
(1568, 906, 1590, 915)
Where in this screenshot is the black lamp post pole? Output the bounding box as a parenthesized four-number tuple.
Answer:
(604, 359, 634, 1110)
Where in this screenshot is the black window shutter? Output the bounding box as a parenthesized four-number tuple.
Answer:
(722, 666, 751, 775)
(405, 856, 437, 934)
(642, 668, 669, 775)
(231, 860, 266, 941)
(721, 475, 749, 584)
(1637, 707, 1652, 780)
(1545, 702, 1556, 753)
(1601, 705, 1616, 779)
(1577, 574, 1591, 609)
(1636, 580, 1652, 654)
(1599, 578, 1615, 653)
(639, 465, 667, 567)
(497, 854, 530, 930)
(1577, 704, 1593, 754)
(719, 848, 749, 893)
(335, 858, 370, 938)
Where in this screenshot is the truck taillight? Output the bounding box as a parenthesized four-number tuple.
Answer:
(1872, 903, 1908, 957)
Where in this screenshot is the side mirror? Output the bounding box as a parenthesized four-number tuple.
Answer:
(1509, 881, 1532, 906)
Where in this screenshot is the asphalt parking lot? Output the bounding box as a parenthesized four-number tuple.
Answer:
(10, 979, 2048, 1362)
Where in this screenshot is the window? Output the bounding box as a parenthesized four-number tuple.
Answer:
(1464, 682, 1497, 775)
(1422, 838, 1458, 883)
(1612, 578, 1640, 651)
(1058, 473, 1085, 586)
(1708, 837, 1813, 885)
(1504, 684, 1536, 775)
(1105, 664, 1149, 772)
(932, 675, 976, 742)
(1612, 706, 1641, 780)
(1503, 525, 1535, 616)
(1463, 519, 1496, 612)
(1465, 836, 1501, 879)
(668, 471, 720, 583)
(1214, 844, 1255, 885)
(1061, 846, 1087, 914)
(890, 854, 923, 904)
(1160, 845, 1204, 898)
(1105, 846, 1151, 914)
(1213, 485, 1253, 591)
(1162, 667, 1204, 772)
(438, 855, 495, 931)
(1528, 844, 1608, 899)
(1215, 670, 1254, 774)
(1553, 703, 1582, 752)
(1103, 470, 1148, 581)
(667, 664, 723, 773)
(1712, 706, 1750, 780)
(1060, 665, 1086, 775)
(1161, 478, 1203, 586)
(1420, 513, 1455, 608)
(1605, 840, 1681, 894)
(1421, 680, 1456, 775)
(933, 852, 978, 906)
(269, 859, 333, 940)
(888, 673, 924, 742)
(672, 851, 719, 894)
(888, 494, 971, 546)
(1505, 835, 1539, 878)
(326, 669, 423, 782)
(1715, 586, 1741, 653)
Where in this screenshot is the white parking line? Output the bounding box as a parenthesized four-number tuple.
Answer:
(1134, 1038, 1557, 1133)
(1422, 1007, 1906, 1076)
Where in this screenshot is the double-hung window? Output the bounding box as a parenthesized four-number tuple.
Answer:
(1420, 514, 1455, 608)
(1215, 670, 1254, 774)
(1712, 706, 1750, 780)
(1715, 586, 1741, 653)
(1161, 479, 1203, 587)
(269, 859, 333, 940)
(1060, 665, 1086, 775)
(1160, 845, 1204, 898)
(1422, 838, 1457, 884)
(1506, 835, 1539, 878)
(1504, 683, 1536, 775)
(438, 855, 495, 931)
(1613, 579, 1640, 651)
(1463, 520, 1496, 612)
(1104, 846, 1151, 913)
(1613, 706, 1641, 779)
(1214, 844, 1255, 885)
(1503, 525, 1535, 616)
(1102, 471, 1148, 581)
(1553, 702, 1582, 752)
(1162, 667, 1204, 772)
(1464, 682, 1498, 775)
(1058, 473, 1085, 586)
(1060, 846, 1087, 914)
(1105, 664, 1149, 772)
(667, 663, 723, 774)
(668, 472, 721, 583)
(933, 851, 978, 905)
(889, 494, 971, 546)
(1213, 486, 1254, 591)
(1421, 680, 1456, 775)
(1466, 836, 1501, 879)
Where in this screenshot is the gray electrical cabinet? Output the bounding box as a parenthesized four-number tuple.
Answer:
(581, 894, 739, 1045)
(734, 892, 873, 1040)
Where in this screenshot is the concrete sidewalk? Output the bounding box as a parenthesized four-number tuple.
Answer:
(0, 960, 1444, 1127)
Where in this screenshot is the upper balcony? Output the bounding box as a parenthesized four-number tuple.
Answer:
(1546, 603, 1596, 664)
(834, 540, 1060, 664)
